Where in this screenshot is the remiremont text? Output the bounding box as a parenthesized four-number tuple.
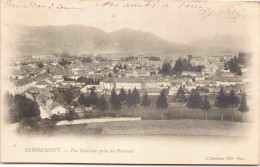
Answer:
(25, 147, 61, 152)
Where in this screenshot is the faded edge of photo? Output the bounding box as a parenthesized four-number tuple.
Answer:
(0, 0, 259, 164)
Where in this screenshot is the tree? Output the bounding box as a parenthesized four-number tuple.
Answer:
(238, 94, 249, 122)
(215, 87, 229, 121)
(82, 95, 94, 117)
(8, 94, 40, 123)
(85, 95, 92, 107)
(187, 89, 202, 119)
(54, 88, 76, 106)
(200, 95, 211, 120)
(172, 58, 183, 75)
(141, 93, 151, 118)
(156, 90, 168, 119)
(113, 66, 118, 73)
(173, 86, 187, 119)
(37, 62, 44, 68)
(78, 93, 86, 106)
(97, 95, 109, 116)
(118, 88, 127, 103)
(173, 86, 187, 103)
(225, 56, 243, 76)
(20, 116, 41, 129)
(65, 89, 74, 105)
(90, 89, 98, 106)
(50, 114, 60, 124)
(227, 89, 240, 121)
(132, 88, 140, 116)
(126, 89, 133, 107)
(66, 108, 78, 122)
(161, 63, 172, 76)
(110, 88, 121, 110)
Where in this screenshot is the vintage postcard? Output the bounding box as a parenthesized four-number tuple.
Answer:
(1, 0, 259, 164)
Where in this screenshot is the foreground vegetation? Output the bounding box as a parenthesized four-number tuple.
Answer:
(18, 119, 249, 137)
(5, 84, 250, 133)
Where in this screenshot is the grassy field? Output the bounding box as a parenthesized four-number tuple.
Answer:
(90, 100, 249, 122)
(26, 119, 249, 137)
(19, 98, 250, 137)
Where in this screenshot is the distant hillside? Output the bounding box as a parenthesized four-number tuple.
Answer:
(6, 24, 249, 56)
(9, 24, 186, 54)
(187, 35, 249, 52)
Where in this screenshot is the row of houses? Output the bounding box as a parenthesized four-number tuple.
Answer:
(82, 74, 245, 96)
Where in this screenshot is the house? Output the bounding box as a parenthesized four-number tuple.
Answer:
(156, 80, 171, 87)
(45, 77, 56, 84)
(58, 83, 72, 90)
(184, 83, 197, 91)
(49, 102, 66, 115)
(24, 92, 35, 101)
(213, 76, 243, 86)
(195, 74, 205, 81)
(61, 81, 79, 87)
(36, 94, 49, 104)
(52, 75, 63, 82)
(35, 81, 49, 89)
(41, 90, 53, 99)
(144, 88, 162, 96)
(182, 71, 201, 77)
(100, 78, 114, 91)
(196, 80, 216, 87)
(168, 87, 179, 95)
(43, 99, 67, 116)
(125, 69, 150, 77)
(174, 78, 192, 85)
(27, 86, 42, 94)
(144, 81, 158, 89)
(114, 77, 142, 90)
(144, 79, 171, 89)
(12, 81, 37, 94)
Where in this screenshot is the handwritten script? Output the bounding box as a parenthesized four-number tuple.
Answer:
(5, 0, 247, 22)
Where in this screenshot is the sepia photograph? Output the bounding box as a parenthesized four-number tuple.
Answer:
(1, 0, 259, 164)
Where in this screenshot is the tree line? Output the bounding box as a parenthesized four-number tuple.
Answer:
(76, 86, 249, 121)
(77, 88, 151, 117)
(5, 93, 41, 128)
(63, 76, 100, 85)
(224, 52, 249, 76)
(159, 58, 205, 76)
(173, 86, 249, 121)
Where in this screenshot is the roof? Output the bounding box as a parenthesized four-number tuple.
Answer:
(196, 80, 216, 84)
(46, 77, 56, 83)
(37, 94, 49, 102)
(209, 75, 242, 82)
(114, 77, 141, 83)
(41, 91, 53, 98)
(101, 77, 141, 83)
(13, 73, 52, 86)
(27, 86, 43, 93)
(182, 71, 201, 75)
(58, 84, 71, 89)
(101, 77, 114, 83)
(36, 81, 49, 85)
(50, 101, 61, 110)
(196, 75, 204, 78)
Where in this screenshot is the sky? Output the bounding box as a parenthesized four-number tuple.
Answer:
(2, 0, 258, 43)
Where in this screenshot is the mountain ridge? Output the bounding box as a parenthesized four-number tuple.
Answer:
(7, 24, 249, 55)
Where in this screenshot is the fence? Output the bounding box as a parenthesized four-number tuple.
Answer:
(56, 117, 142, 126)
